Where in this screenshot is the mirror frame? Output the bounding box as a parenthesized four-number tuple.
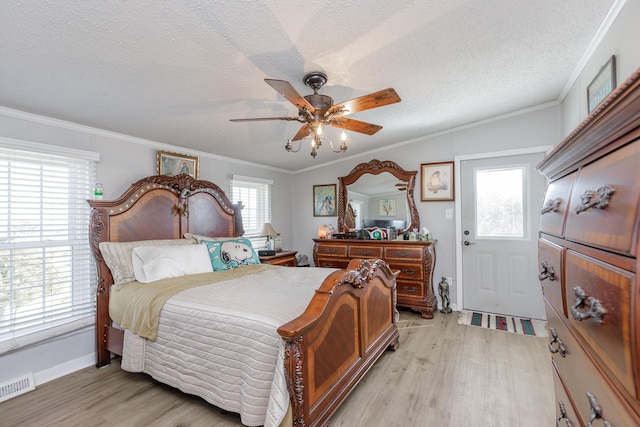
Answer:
(338, 159, 420, 235)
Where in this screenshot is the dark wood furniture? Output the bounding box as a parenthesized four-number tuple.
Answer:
(88, 174, 400, 427)
(337, 159, 420, 235)
(537, 68, 640, 426)
(313, 238, 437, 319)
(259, 250, 298, 266)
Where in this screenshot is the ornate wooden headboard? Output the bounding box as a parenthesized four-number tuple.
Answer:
(88, 174, 244, 365)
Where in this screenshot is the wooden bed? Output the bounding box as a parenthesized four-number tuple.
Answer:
(88, 174, 400, 427)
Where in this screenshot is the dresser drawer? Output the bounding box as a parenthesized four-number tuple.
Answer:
(315, 257, 349, 269)
(315, 244, 348, 257)
(384, 246, 423, 261)
(538, 239, 565, 317)
(565, 139, 640, 256)
(539, 172, 576, 237)
(547, 302, 639, 426)
(396, 280, 425, 299)
(347, 245, 383, 259)
(388, 262, 424, 282)
(551, 362, 581, 427)
(565, 250, 636, 398)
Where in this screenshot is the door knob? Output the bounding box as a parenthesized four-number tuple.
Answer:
(463, 240, 475, 246)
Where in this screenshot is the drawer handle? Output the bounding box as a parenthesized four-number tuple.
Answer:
(574, 185, 615, 214)
(401, 269, 417, 275)
(541, 197, 562, 215)
(538, 261, 556, 281)
(556, 401, 573, 427)
(570, 287, 607, 325)
(548, 328, 566, 357)
(586, 392, 612, 427)
(356, 249, 372, 255)
(394, 251, 410, 258)
(402, 286, 418, 293)
(324, 248, 338, 254)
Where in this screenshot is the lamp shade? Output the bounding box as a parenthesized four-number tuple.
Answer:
(259, 222, 278, 237)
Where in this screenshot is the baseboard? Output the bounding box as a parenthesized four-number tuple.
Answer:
(33, 353, 96, 386)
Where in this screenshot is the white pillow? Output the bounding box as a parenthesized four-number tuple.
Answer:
(132, 244, 213, 283)
(99, 239, 193, 285)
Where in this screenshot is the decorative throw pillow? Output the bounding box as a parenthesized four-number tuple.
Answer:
(204, 237, 261, 271)
(131, 244, 213, 283)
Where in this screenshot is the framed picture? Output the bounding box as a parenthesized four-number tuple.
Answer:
(379, 199, 397, 216)
(587, 55, 616, 113)
(421, 161, 454, 201)
(313, 184, 337, 217)
(157, 150, 199, 179)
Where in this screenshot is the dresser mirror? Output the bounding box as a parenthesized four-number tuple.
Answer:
(338, 159, 420, 235)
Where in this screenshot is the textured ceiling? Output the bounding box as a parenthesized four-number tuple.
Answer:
(0, 1, 617, 171)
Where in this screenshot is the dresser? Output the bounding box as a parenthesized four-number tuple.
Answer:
(313, 238, 437, 318)
(537, 69, 640, 426)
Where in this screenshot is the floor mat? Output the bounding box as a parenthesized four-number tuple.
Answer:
(458, 310, 547, 337)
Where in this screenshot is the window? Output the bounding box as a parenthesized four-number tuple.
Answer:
(475, 166, 526, 238)
(230, 175, 273, 248)
(0, 139, 98, 353)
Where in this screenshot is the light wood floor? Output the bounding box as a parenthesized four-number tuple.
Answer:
(2, 310, 555, 427)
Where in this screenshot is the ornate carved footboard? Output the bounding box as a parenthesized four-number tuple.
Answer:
(279, 259, 399, 427)
(88, 175, 399, 426)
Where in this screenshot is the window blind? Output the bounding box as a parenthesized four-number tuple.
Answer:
(230, 175, 273, 249)
(0, 141, 97, 353)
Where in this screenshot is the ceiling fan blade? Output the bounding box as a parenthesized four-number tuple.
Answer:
(292, 125, 311, 141)
(327, 88, 401, 116)
(230, 116, 300, 122)
(329, 117, 382, 135)
(265, 79, 315, 112)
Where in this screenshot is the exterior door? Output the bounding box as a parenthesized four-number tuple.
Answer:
(460, 152, 546, 319)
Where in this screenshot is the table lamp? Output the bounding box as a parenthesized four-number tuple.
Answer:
(260, 223, 278, 251)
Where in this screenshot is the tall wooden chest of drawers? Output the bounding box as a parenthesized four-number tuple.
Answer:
(313, 238, 437, 318)
(537, 69, 640, 426)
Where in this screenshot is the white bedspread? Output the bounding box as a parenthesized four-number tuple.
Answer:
(120, 266, 337, 427)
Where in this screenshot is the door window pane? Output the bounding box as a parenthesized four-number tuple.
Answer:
(475, 167, 525, 238)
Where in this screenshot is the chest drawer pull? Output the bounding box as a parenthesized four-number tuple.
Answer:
(401, 269, 417, 275)
(548, 328, 566, 357)
(586, 392, 612, 427)
(393, 251, 410, 258)
(538, 261, 556, 281)
(574, 185, 615, 214)
(402, 286, 418, 293)
(570, 286, 607, 325)
(556, 401, 573, 427)
(356, 249, 372, 255)
(541, 198, 562, 214)
(323, 248, 338, 254)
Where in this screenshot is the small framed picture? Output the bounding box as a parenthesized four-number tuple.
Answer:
(587, 55, 616, 113)
(379, 199, 397, 216)
(157, 150, 199, 178)
(313, 184, 337, 217)
(421, 161, 454, 201)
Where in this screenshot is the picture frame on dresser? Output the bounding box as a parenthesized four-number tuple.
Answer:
(421, 161, 454, 201)
(587, 55, 616, 113)
(157, 150, 199, 178)
(313, 184, 337, 217)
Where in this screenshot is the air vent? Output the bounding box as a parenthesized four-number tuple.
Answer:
(0, 373, 35, 403)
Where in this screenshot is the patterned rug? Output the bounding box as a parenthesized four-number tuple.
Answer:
(458, 310, 547, 337)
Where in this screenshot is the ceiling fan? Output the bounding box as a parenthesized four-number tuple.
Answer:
(230, 71, 401, 157)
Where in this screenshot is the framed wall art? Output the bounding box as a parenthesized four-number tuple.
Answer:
(378, 198, 397, 216)
(313, 184, 337, 217)
(157, 150, 199, 178)
(587, 55, 616, 113)
(421, 161, 454, 201)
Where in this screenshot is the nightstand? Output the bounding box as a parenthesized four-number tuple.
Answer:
(259, 250, 298, 267)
